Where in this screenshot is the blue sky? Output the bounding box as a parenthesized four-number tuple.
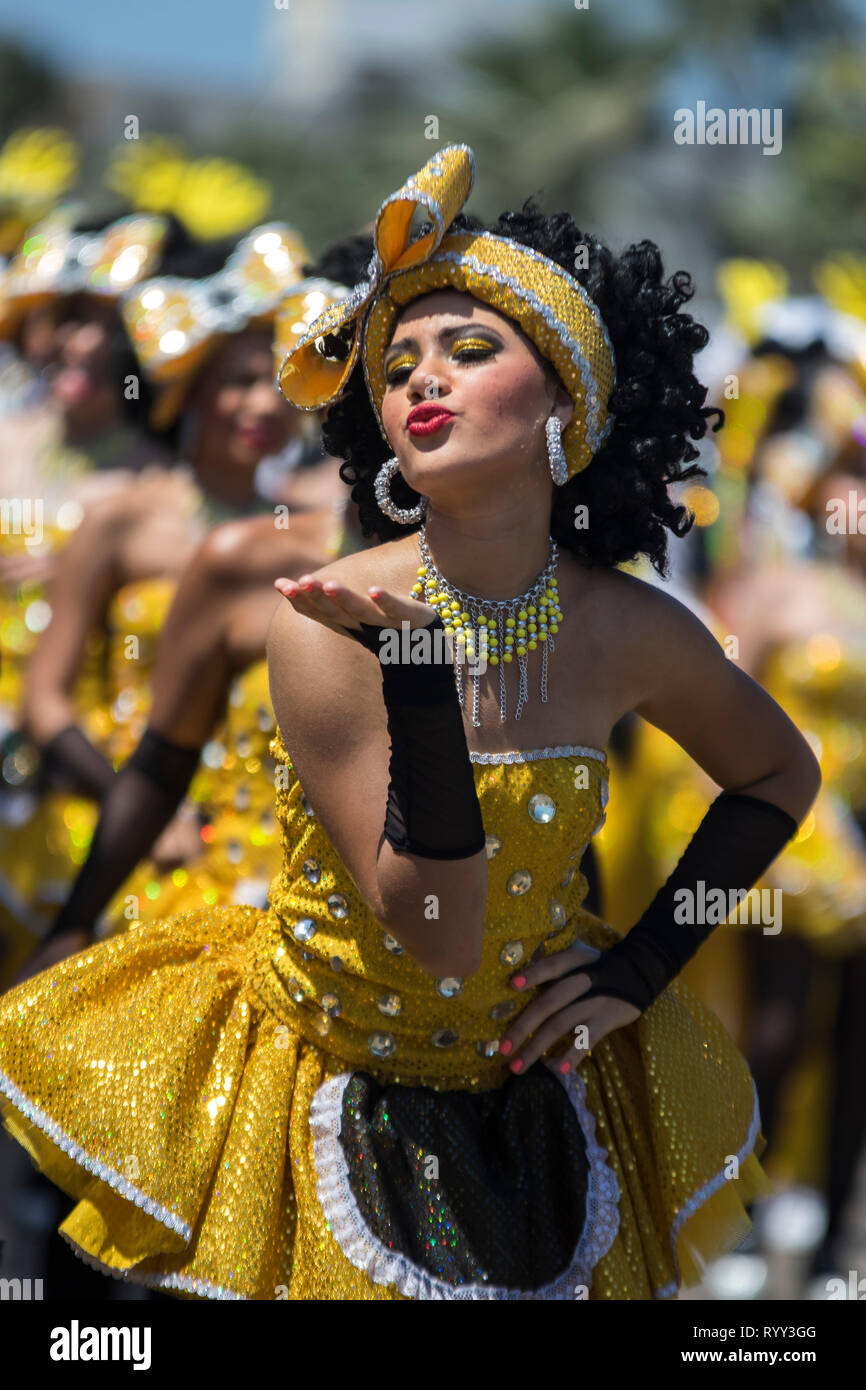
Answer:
(0, 0, 541, 90)
(0, 0, 677, 93)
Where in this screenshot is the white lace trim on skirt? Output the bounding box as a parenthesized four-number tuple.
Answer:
(309, 1066, 621, 1300)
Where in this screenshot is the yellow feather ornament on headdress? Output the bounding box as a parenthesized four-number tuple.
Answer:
(0, 127, 80, 255)
(814, 254, 866, 326)
(715, 259, 790, 347)
(106, 137, 272, 242)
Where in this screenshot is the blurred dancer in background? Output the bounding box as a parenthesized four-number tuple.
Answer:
(30, 246, 374, 972)
(0, 222, 313, 979)
(707, 295, 866, 1295)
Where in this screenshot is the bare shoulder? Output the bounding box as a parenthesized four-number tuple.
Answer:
(578, 563, 715, 644)
(76, 468, 189, 536)
(194, 514, 284, 584)
(573, 564, 723, 709)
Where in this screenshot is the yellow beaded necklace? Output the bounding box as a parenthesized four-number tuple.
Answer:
(410, 525, 564, 727)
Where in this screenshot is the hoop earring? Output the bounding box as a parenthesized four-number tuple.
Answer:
(546, 416, 568, 487)
(374, 457, 427, 524)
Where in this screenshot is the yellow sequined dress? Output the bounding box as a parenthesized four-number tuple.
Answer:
(103, 660, 280, 930)
(0, 578, 174, 980)
(752, 633, 866, 958)
(0, 732, 769, 1300)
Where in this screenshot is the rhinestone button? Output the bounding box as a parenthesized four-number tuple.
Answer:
(476, 1039, 500, 1058)
(327, 893, 349, 919)
(330, 956, 344, 972)
(489, 999, 517, 1020)
(435, 976, 463, 999)
(302, 859, 321, 885)
(311, 1012, 331, 1037)
(431, 1029, 459, 1047)
(368, 1031, 396, 1059)
(300, 792, 314, 817)
(286, 977, 304, 1003)
(560, 865, 575, 888)
(485, 834, 502, 859)
(292, 918, 316, 943)
(321, 993, 341, 1017)
(549, 899, 567, 929)
(500, 941, 524, 966)
(528, 792, 556, 823)
(506, 870, 533, 896)
(376, 992, 402, 1017)
(382, 932, 403, 955)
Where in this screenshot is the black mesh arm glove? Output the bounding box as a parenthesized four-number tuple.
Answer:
(46, 726, 202, 941)
(40, 724, 116, 800)
(345, 614, 486, 860)
(577, 791, 799, 1013)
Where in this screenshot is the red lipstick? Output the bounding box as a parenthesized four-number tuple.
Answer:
(407, 402, 455, 437)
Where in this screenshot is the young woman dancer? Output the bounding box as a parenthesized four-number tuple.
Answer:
(0, 147, 819, 1300)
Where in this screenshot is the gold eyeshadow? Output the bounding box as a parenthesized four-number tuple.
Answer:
(450, 336, 498, 354)
(384, 335, 499, 382)
(384, 352, 417, 380)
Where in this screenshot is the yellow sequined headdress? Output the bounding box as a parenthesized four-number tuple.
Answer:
(122, 222, 313, 427)
(278, 144, 616, 479)
(0, 208, 168, 338)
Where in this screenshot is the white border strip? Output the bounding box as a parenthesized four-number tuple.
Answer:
(0, 1066, 192, 1243)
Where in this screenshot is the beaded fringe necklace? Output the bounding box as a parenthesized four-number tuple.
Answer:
(411, 525, 564, 727)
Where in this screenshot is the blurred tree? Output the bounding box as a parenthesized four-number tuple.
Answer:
(0, 42, 65, 139)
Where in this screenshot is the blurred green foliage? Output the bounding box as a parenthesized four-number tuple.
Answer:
(0, 0, 863, 275)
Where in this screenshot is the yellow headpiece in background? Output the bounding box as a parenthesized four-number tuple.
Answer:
(122, 222, 311, 427)
(106, 136, 272, 243)
(0, 208, 168, 338)
(0, 127, 80, 256)
(278, 144, 616, 479)
(715, 259, 790, 346)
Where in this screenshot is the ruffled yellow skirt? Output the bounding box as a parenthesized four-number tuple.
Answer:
(0, 905, 769, 1300)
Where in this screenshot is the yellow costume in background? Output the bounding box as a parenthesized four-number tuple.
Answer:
(100, 504, 353, 932)
(755, 631, 866, 958)
(0, 577, 174, 982)
(104, 660, 280, 929)
(0, 733, 767, 1299)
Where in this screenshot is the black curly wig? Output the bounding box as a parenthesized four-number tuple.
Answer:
(317, 203, 722, 576)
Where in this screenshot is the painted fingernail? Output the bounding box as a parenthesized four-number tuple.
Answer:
(509, 1058, 524, 1074)
(511, 974, 526, 990)
(558, 1060, 571, 1075)
(498, 1039, 513, 1055)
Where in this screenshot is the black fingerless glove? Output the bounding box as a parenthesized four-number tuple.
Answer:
(345, 615, 486, 860)
(40, 724, 116, 800)
(578, 791, 799, 1013)
(46, 726, 203, 941)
